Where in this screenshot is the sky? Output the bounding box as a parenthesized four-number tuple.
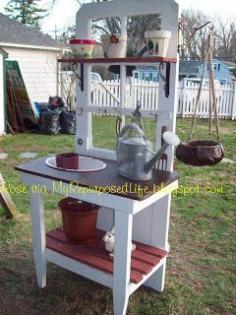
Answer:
(0, 0, 235, 37)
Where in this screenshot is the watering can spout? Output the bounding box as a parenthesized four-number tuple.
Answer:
(144, 132, 180, 173)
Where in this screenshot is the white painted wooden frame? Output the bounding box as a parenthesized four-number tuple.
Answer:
(20, 172, 178, 315)
(75, 0, 179, 162)
(23, 2, 180, 315)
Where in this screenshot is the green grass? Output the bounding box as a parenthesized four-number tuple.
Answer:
(0, 118, 235, 315)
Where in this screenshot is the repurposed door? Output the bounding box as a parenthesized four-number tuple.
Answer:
(75, 0, 179, 293)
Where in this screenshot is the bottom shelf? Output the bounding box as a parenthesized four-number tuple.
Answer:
(46, 228, 167, 285)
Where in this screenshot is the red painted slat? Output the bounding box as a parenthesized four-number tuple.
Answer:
(52, 228, 167, 258)
(49, 229, 160, 262)
(130, 259, 153, 274)
(47, 237, 113, 272)
(47, 231, 152, 275)
(53, 229, 161, 266)
(46, 235, 143, 284)
(46, 229, 167, 284)
(135, 242, 167, 258)
(132, 250, 160, 266)
(48, 229, 165, 261)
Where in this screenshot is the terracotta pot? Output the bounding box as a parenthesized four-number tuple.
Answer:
(59, 197, 99, 243)
(56, 153, 79, 169)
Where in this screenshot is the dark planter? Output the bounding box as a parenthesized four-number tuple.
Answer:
(58, 197, 99, 243)
(176, 140, 224, 166)
(56, 153, 79, 169)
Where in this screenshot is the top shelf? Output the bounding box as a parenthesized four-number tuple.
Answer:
(58, 56, 177, 64)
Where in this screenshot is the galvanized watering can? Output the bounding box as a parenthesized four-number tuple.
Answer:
(116, 123, 180, 181)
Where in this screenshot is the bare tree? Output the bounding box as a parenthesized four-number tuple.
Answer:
(50, 0, 161, 56)
(181, 9, 211, 60)
(181, 9, 236, 62)
(214, 17, 236, 61)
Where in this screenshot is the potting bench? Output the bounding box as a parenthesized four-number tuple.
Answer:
(16, 1, 180, 315)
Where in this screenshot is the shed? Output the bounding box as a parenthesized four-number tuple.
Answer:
(0, 13, 60, 104)
(0, 48, 8, 135)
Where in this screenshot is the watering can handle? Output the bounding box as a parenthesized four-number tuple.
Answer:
(119, 123, 144, 139)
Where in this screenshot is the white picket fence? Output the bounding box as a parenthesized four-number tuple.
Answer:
(91, 79, 236, 119)
(178, 81, 236, 119)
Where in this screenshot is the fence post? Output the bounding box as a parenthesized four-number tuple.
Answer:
(181, 80, 187, 118)
(232, 82, 236, 120)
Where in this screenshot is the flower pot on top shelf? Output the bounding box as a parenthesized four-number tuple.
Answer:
(101, 34, 127, 58)
(69, 39, 96, 58)
(145, 30, 171, 57)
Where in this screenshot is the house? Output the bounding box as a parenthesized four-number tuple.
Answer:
(0, 48, 8, 135)
(179, 60, 201, 81)
(179, 59, 235, 85)
(133, 66, 159, 82)
(0, 13, 60, 104)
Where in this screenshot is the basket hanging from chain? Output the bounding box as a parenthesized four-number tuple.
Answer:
(176, 28, 224, 166)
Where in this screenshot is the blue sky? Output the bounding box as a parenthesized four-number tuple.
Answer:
(0, 0, 235, 37)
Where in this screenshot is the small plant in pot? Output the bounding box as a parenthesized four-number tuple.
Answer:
(145, 20, 171, 57)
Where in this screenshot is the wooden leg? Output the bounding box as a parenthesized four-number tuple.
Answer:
(113, 211, 133, 315)
(146, 260, 167, 292)
(144, 194, 171, 292)
(30, 190, 46, 288)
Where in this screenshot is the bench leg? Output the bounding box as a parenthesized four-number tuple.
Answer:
(145, 194, 171, 292)
(30, 190, 46, 288)
(113, 211, 133, 315)
(146, 260, 166, 292)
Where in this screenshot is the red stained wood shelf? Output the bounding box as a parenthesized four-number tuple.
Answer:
(46, 228, 167, 284)
(58, 56, 177, 64)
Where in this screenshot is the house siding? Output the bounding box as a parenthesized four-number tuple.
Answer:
(198, 60, 231, 84)
(4, 47, 58, 103)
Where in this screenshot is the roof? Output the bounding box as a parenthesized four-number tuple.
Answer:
(221, 60, 236, 69)
(0, 47, 8, 57)
(0, 13, 58, 48)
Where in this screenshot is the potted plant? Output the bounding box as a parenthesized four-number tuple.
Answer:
(145, 27, 171, 57)
(101, 34, 127, 58)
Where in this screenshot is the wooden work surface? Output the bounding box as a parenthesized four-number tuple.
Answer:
(15, 157, 178, 201)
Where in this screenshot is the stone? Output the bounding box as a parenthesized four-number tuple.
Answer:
(19, 152, 38, 159)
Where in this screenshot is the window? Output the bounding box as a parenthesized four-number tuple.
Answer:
(207, 63, 218, 71)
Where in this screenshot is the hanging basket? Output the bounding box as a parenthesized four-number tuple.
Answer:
(176, 140, 224, 166)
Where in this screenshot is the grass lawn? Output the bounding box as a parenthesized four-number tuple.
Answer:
(0, 118, 235, 315)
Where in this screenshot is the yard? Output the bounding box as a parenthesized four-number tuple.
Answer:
(0, 118, 235, 315)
